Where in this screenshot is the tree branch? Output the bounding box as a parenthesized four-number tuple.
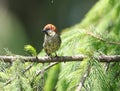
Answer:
(98, 55, 120, 62)
(3, 54, 120, 86)
(0, 55, 85, 63)
(0, 55, 120, 63)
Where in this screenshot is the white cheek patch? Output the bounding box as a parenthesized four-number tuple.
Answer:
(48, 30, 56, 36)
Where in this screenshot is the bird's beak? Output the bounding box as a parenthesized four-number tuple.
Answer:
(42, 29, 49, 36)
(42, 29, 46, 32)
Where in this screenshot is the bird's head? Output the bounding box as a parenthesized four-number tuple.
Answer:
(42, 24, 57, 36)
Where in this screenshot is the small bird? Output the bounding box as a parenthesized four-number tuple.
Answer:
(42, 24, 61, 57)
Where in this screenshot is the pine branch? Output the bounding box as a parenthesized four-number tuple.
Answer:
(76, 64, 91, 91)
(114, 70, 120, 80)
(36, 62, 59, 76)
(4, 77, 16, 86)
(3, 55, 120, 86)
(98, 55, 120, 62)
(0, 55, 120, 63)
(22, 63, 34, 73)
(0, 55, 85, 63)
(87, 32, 120, 45)
(4, 62, 59, 86)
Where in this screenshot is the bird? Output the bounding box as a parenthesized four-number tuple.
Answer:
(42, 24, 61, 57)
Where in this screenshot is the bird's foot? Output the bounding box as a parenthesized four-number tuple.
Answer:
(45, 54, 52, 59)
(36, 56, 39, 61)
(55, 55, 60, 58)
(54, 52, 60, 58)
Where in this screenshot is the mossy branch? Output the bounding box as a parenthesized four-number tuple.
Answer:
(0, 55, 120, 63)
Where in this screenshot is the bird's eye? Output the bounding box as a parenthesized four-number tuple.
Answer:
(46, 28, 50, 31)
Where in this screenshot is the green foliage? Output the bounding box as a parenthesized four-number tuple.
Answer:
(44, 64, 60, 91)
(24, 45, 37, 56)
(0, 0, 120, 91)
(0, 55, 43, 91)
(85, 59, 110, 91)
(55, 0, 120, 90)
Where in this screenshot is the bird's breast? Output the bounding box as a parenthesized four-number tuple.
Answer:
(43, 34, 61, 53)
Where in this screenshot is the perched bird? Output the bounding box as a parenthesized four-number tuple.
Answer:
(42, 24, 61, 57)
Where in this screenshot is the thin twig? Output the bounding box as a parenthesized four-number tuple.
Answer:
(4, 77, 16, 86)
(87, 32, 120, 45)
(36, 62, 59, 76)
(22, 63, 34, 73)
(76, 64, 91, 91)
(104, 63, 110, 71)
(114, 70, 120, 80)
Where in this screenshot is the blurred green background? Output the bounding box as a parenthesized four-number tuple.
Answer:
(0, 0, 97, 54)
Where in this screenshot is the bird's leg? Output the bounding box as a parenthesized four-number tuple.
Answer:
(55, 52, 60, 58)
(55, 52, 58, 57)
(36, 56, 39, 61)
(46, 53, 52, 59)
